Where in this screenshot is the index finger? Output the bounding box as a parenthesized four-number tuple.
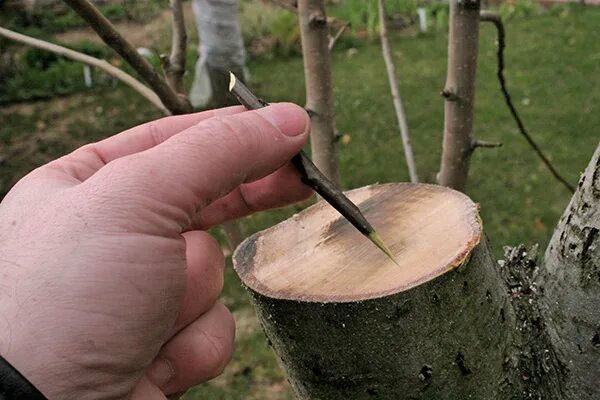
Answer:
(46, 106, 247, 182)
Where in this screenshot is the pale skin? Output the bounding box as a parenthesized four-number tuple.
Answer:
(0, 103, 312, 399)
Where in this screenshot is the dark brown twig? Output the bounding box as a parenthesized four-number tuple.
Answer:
(63, 0, 191, 114)
(228, 73, 399, 265)
(480, 11, 575, 193)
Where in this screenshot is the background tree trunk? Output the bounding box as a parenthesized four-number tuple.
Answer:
(438, 0, 481, 191)
(298, 0, 339, 185)
(234, 183, 522, 399)
(537, 143, 600, 399)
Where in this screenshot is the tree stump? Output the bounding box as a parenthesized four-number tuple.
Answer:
(233, 183, 515, 399)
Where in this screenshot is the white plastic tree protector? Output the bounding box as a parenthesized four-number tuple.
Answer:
(190, 0, 246, 107)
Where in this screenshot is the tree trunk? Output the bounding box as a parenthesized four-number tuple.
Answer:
(537, 143, 600, 399)
(298, 0, 340, 185)
(438, 0, 481, 191)
(189, 0, 246, 109)
(234, 183, 518, 399)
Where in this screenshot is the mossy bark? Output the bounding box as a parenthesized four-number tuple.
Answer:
(235, 239, 517, 399)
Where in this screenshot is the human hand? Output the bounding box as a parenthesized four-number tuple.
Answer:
(0, 103, 311, 399)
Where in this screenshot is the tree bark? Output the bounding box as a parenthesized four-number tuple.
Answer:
(537, 143, 600, 399)
(234, 183, 518, 399)
(438, 0, 481, 191)
(298, 0, 340, 185)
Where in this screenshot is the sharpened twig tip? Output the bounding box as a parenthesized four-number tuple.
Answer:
(368, 231, 401, 268)
(228, 72, 236, 92)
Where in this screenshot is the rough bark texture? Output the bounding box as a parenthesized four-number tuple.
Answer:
(298, 0, 340, 185)
(497, 245, 565, 399)
(438, 0, 481, 191)
(234, 184, 519, 399)
(537, 143, 600, 399)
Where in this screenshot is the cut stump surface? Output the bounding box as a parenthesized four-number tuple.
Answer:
(235, 183, 481, 302)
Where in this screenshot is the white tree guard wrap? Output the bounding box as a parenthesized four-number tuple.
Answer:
(190, 0, 246, 107)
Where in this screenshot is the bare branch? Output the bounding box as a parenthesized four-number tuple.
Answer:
(63, 0, 191, 114)
(163, 0, 187, 94)
(480, 11, 575, 193)
(377, 0, 418, 183)
(328, 21, 350, 51)
(0, 26, 168, 114)
(270, 0, 297, 12)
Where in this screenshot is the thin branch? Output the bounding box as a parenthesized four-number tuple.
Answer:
(270, 0, 297, 12)
(328, 21, 350, 51)
(377, 0, 418, 183)
(0, 26, 168, 114)
(480, 11, 575, 193)
(472, 138, 503, 149)
(163, 0, 187, 94)
(63, 0, 191, 114)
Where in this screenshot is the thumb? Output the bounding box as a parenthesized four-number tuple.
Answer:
(83, 103, 310, 231)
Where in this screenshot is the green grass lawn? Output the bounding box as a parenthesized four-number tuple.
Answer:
(0, 6, 599, 399)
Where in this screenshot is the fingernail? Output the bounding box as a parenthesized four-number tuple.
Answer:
(257, 103, 309, 137)
(147, 357, 175, 389)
